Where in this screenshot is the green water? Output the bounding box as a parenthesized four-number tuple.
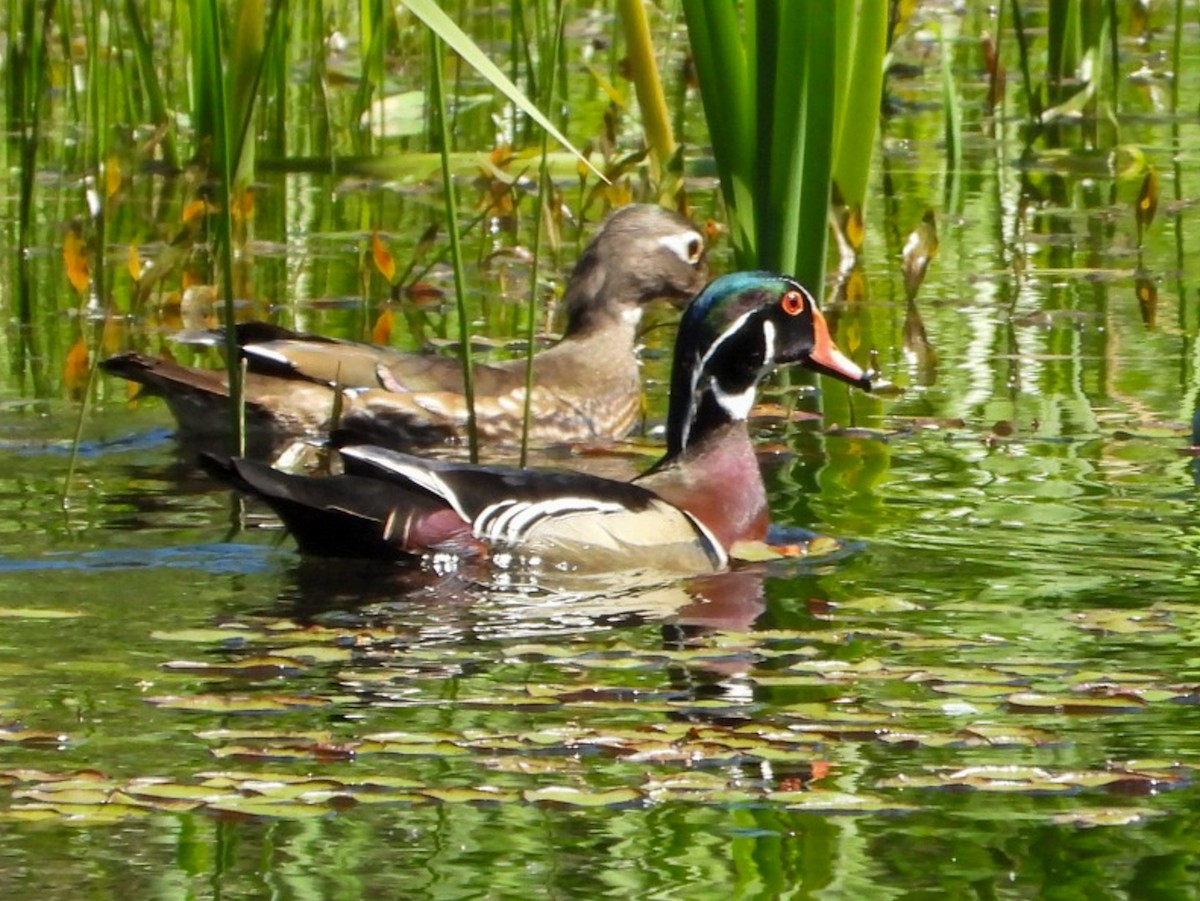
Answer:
(3, 2, 1200, 898)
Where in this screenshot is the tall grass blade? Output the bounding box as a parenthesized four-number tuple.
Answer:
(1047, 0, 1080, 106)
(228, 0, 266, 187)
(1009, 0, 1042, 123)
(401, 0, 605, 182)
(124, 0, 179, 169)
(11, 0, 51, 345)
(520, 0, 564, 468)
(194, 0, 244, 453)
(939, 21, 963, 213)
(66, 0, 115, 503)
(430, 31, 478, 462)
(355, 0, 386, 151)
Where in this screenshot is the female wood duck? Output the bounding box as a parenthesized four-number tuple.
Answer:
(101, 204, 708, 446)
(203, 272, 872, 574)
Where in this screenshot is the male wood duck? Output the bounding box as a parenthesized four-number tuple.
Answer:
(101, 204, 708, 446)
(202, 272, 872, 574)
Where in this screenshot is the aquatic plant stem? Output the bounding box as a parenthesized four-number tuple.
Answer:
(64, 0, 112, 504)
(11, 0, 52, 381)
(431, 31, 479, 462)
(194, 0, 245, 454)
(123, 0, 179, 169)
(1009, 0, 1042, 123)
(617, 0, 675, 181)
(520, 0, 564, 468)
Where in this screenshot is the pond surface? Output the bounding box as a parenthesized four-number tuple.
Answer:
(3, 2, 1200, 898)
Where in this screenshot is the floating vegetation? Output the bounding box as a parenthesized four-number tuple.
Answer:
(3, 592, 1200, 826)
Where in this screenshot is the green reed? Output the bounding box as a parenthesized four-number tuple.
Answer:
(430, 28, 479, 461)
(681, 1, 887, 295)
(519, 0, 565, 468)
(8, 0, 51, 352)
(832, 1, 888, 218)
(64, 0, 112, 502)
(124, 0, 179, 169)
(1012, 0, 1116, 140)
(617, 0, 675, 184)
(939, 19, 964, 214)
(191, 0, 244, 452)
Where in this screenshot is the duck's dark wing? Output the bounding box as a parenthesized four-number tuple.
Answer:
(199, 454, 481, 560)
(340, 445, 725, 570)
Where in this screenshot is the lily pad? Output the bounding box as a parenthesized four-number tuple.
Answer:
(0, 607, 86, 620)
(1051, 808, 1159, 827)
(1005, 692, 1147, 714)
(160, 657, 309, 679)
(774, 790, 919, 815)
(522, 786, 643, 807)
(146, 693, 329, 713)
(420, 786, 520, 804)
(207, 798, 333, 820)
(1068, 609, 1175, 634)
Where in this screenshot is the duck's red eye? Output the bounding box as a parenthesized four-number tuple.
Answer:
(781, 290, 806, 316)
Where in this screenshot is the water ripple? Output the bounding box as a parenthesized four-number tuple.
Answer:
(0, 542, 275, 575)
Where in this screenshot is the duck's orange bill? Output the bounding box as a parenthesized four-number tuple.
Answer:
(806, 305, 872, 389)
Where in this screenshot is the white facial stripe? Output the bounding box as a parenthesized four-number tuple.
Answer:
(682, 306, 761, 447)
(656, 230, 704, 265)
(761, 319, 776, 367)
(693, 307, 760, 387)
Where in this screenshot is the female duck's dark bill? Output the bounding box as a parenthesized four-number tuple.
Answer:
(805, 304, 872, 389)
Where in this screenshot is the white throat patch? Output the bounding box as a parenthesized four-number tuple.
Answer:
(681, 313, 774, 446)
(711, 381, 757, 420)
(711, 319, 775, 421)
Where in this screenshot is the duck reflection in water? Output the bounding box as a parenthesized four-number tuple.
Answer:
(264, 548, 849, 720)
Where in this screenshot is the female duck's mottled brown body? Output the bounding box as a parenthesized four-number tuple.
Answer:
(102, 204, 708, 448)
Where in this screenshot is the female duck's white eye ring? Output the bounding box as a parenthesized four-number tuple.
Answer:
(781, 290, 806, 316)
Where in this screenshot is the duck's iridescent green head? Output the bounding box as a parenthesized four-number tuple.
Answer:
(666, 272, 872, 454)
